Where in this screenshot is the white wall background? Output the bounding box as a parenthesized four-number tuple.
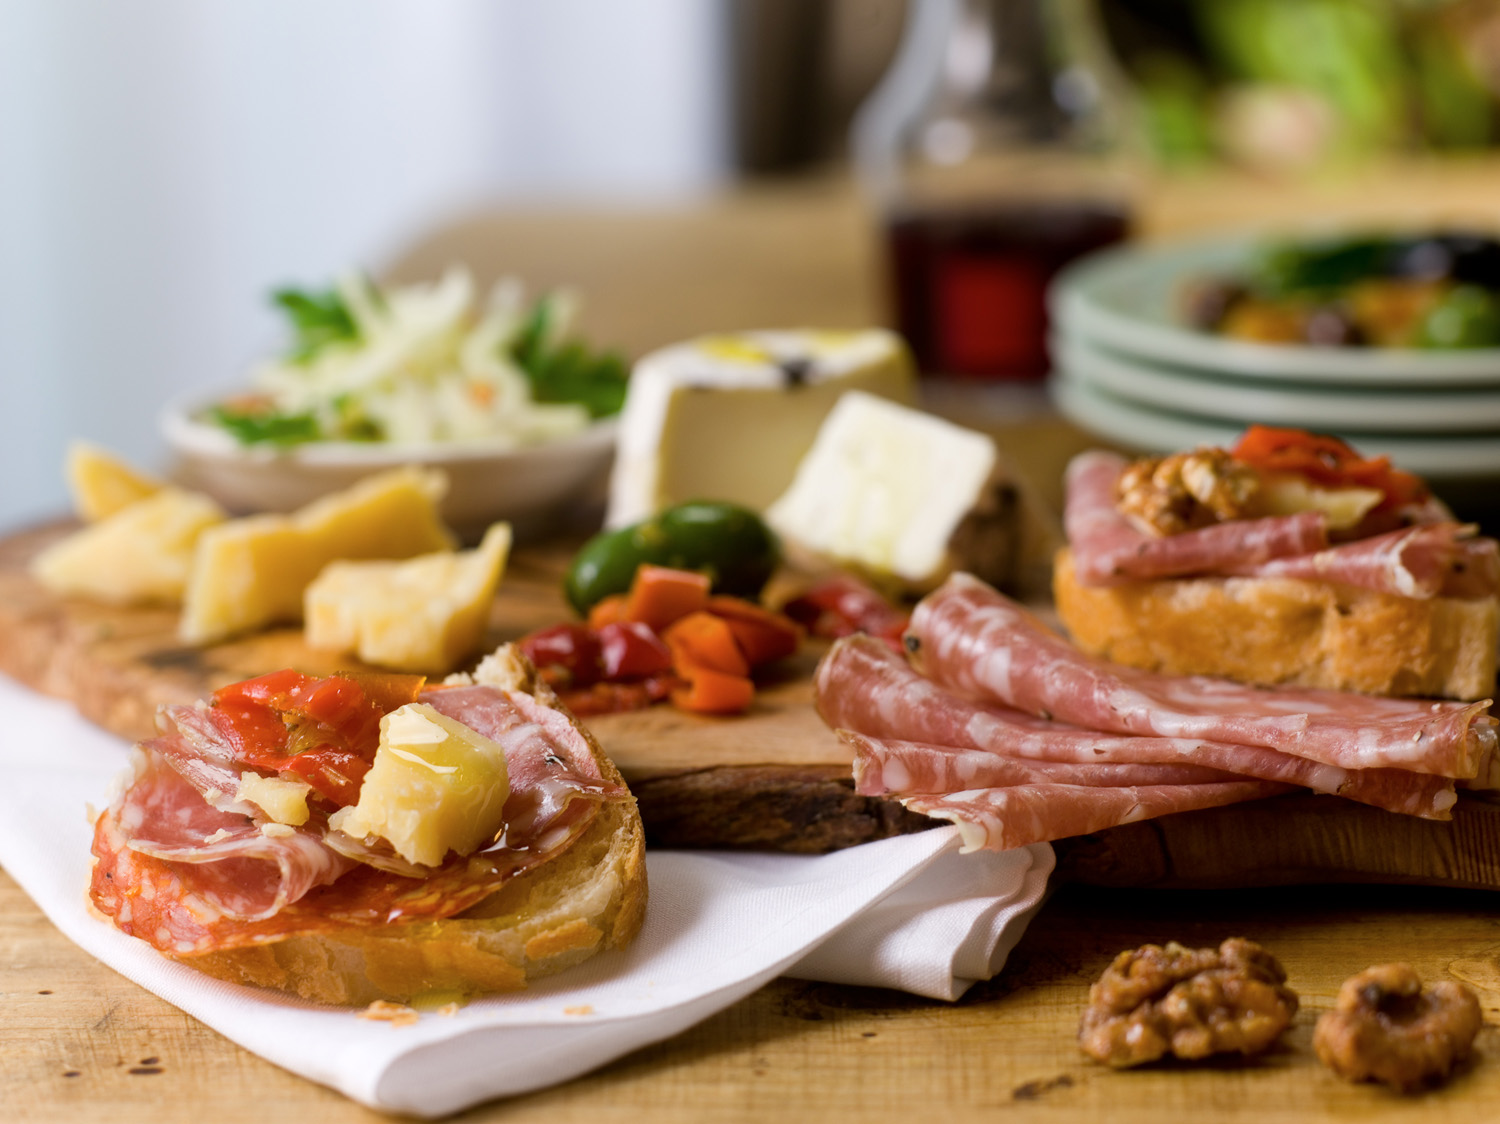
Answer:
(0, 0, 730, 531)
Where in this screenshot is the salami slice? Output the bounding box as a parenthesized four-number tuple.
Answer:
(1065, 451, 1327, 585)
(908, 574, 1496, 777)
(843, 731, 1239, 793)
(815, 635, 1457, 817)
(1222, 522, 1481, 599)
(112, 748, 353, 923)
(903, 780, 1294, 853)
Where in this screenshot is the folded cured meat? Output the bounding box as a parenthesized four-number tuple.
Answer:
(1065, 450, 1328, 585)
(92, 670, 632, 958)
(816, 634, 1457, 818)
(903, 781, 1294, 853)
(909, 574, 1495, 778)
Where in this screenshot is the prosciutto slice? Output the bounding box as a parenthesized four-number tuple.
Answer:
(908, 574, 1496, 777)
(843, 732, 1239, 793)
(816, 635, 1457, 818)
(1222, 522, 1482, 599)
(1065, 450, 1327, 585)
(903, 780, 1294, 853)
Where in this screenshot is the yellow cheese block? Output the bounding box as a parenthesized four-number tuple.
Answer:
(304, 522, 512, 674)
(179, 466, 455, 645)
(234, 771, 313, 826)
(328, 703, 510, 868)
(31, 487, 226, 605)
(66, 442, 164, 522)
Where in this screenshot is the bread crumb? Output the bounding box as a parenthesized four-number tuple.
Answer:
(436, 1003, 461, 1017)
(85, 803, 99, 826)
(359, 1000, 420, 1027)
(564, 1005, 595, 1016)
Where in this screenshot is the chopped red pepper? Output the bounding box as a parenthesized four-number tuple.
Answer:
(519, 623, 603, 688)
(1232, 425, 1427, 510)
(782, 574, 910, 649)
(597, 621, 673, 679)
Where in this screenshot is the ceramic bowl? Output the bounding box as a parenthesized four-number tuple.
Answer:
(161, 396, 617, 540)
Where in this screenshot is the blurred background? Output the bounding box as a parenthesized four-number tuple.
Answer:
(7, 0, 1500, 530)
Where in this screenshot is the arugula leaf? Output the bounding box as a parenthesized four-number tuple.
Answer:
(510, 294, 629, 419)
(209, 405, 323, 447)
(272, 286, 359, 363)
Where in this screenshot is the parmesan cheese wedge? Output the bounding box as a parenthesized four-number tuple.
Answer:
(179, 466, 455, 645)
(66, 442, 165, 522)
(304, 522, 512, 673)
(31, 487, 226, 605)
(328, 703, 510, 868)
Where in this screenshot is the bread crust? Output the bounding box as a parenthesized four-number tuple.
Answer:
(1054, 548, 1499, 701)
(175, 668, 647, 1005)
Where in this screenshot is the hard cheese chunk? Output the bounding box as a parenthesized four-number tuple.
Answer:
(180, 466, 454, 645)
(304, 522, 512, 674)
(329, 703, 510, 868)
(66, 442, 164, 522)
(766, 391, 1015, 591)
(234, 771, 313, 826)
(605, 328, 916, 527)
(31, 487, 226, 605)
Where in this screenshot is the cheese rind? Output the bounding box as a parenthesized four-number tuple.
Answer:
(31, 487, 226, 605)
(766, 391, 1015, 591)
(179, 466, 454, 645)
(304, 522, 512, 673)
(328, 703, 510, 868)
(605, 329, 916, 528)
(66, 442, 165, 522)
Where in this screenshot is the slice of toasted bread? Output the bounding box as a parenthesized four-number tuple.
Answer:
(179, 652, 647, 1005)
(1054, 547, 1499, 701)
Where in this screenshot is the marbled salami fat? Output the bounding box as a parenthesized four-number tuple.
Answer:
(903, 780, 1293, 853)
(815, 635, 1457, 817)
(907, 574, 1496, 777)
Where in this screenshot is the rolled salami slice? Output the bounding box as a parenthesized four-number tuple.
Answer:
(816, 635, 1457, 817)
(1065, 450, 1327, 585)
(903, 780, 1293, 853)
(908, 574, 1496, 777)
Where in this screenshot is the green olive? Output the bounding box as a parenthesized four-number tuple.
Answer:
(1413, 285, 1500, 349)
(564, 501, 780, 615)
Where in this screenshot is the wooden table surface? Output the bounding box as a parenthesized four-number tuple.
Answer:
(9, 161, 1500, 1122)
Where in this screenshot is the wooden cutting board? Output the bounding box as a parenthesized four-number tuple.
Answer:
(6, 521, 1500, 890)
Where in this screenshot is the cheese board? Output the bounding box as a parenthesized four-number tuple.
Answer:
(5, 519, 1500, 889)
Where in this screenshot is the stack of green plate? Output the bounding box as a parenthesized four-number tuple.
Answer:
(1047, 235, 1500, 478)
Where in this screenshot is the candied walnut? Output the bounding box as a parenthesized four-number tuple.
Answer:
(1079, 938, 1298, 1068)
(1314, 964, 1481, 1092)
(1116, 449, 1261, 536)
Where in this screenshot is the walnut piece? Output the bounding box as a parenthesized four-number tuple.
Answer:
(1079, 938, 1298, 1068)
(1314, 964, 1481, 1092)
(1116, 449, 1261, 536)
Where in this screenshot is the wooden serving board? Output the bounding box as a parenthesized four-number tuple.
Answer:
(6, 521, 1500, 889)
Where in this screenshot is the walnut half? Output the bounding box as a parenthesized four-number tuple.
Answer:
(1079, 938, 1298, 1068)
(1314, 964, 1481, 1092)
(1116, 449, 1261, 536)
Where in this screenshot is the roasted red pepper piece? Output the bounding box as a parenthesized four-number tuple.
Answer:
(597, 621, 673, 679)
(782, 574, 910, 649)
(519, 623, 604, 688)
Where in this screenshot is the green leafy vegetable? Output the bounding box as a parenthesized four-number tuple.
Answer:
(510, 294, 629, 419)
(208, 405, 323, 447)
(273, 286, 359, 363)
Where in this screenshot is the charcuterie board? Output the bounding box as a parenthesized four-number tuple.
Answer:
(5, 520, 1500, 889)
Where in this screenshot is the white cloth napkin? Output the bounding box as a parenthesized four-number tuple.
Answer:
(0, 675, 1052, 1116)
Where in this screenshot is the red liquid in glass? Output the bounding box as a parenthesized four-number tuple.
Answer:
(887, 201, 1129, 379)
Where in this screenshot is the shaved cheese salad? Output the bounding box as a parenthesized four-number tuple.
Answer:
(208, 268, 628, 448)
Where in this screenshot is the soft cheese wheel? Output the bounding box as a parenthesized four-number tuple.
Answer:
(605, 329, 916, 528)
(766, 392, 1015, 591)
